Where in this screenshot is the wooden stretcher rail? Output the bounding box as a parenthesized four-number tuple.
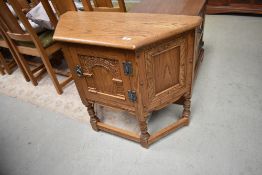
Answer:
(95, 117, 189, 147)
(97, 122, 140, 143)
(148, 117, 189, 145)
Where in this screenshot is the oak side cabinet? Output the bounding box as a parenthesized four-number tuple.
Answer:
(54, 12, 202, 148)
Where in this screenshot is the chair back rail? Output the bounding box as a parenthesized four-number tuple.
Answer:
(0, 0, 24, 34)
(84, 0, 126, 12)
(2, 0, 45, 50)
(17, 0, 30, 9)
(6, 32, 32, 42)
(40, 0, 58, 27)
(50, 0, 77, 16)
(49, 0, 126, 14)
(93, 0, 113, 7)
(31, 0, 40, 6)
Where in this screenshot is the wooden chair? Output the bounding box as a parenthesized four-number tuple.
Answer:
(17, 0, 30, 9)
(0, 0, 73, 94)
(49, 0, 77, 16)
(0, 22, 29, 79)
(83, 0, 126, 12)
(0, 33, 16, 75)
(0, 0, 31, 77)
(30, 0, 41, 7)
(49, 0, 126, 16)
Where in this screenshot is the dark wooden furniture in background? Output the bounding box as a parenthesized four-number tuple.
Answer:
(207, 0, 262, 14)
(130, 0, 207, 82)
(0, 30, 27, 77)
(54, 12, 201, 148)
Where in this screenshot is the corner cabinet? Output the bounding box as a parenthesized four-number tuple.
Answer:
(207, 0, 262, 14)
(54, 12, 202, 148)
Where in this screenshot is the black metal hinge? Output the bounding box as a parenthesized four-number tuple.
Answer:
(122, 61, 133, 76)
(128, 90, 137, 102)
(75, 65, 83, 77)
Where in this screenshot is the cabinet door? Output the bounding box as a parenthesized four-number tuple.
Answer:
(70, 45, 135, 109)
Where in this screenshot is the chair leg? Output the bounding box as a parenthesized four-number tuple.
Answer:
(18, 54, 38, 86)
(5, 60, 16, 75)
(86, 102, 100, 131)
(40, 52, 63, 94)
(5, 47, 30, 82)
(138, 113, 150, 148)
(0, 52, 11, 74)
(181, 93, 191, 126)
(0, 53, 6, 75)
(3, 63, 12, 75)
(0, 65, 5, 75)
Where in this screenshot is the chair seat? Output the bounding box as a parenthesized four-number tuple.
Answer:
(17, 30, 54, 48)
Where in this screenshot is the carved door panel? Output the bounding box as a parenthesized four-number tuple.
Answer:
(144, 37, 188, 109)
(70, 45, 134, 108)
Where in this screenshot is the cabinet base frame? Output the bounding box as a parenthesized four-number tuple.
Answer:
(93, 115, 190, 148)
(86, 93, 191, 148)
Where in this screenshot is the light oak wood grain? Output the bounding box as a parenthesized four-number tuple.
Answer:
(54, 12, 201, 50)
(130, 0, 207, 85)
(56, 12, 200, 148)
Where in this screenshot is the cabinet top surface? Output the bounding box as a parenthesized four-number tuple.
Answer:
(53, 11, 201, 50)
(130, 0, 206, 16)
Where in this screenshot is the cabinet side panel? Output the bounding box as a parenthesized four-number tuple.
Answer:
(141, 33, 193, 111)
(153, 46, 180, 94)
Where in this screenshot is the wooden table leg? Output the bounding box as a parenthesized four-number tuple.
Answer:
(138, 117, 150, 148)
(86, 102, 100, 131)
(182, 93, 191, 125)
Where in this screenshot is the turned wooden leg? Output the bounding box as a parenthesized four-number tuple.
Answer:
(86, 102, 100, 131)
(182, 93, 191, 125)
(139, 119, 150, 148)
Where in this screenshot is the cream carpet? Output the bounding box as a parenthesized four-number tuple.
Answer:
(0, 70, 86, 121)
